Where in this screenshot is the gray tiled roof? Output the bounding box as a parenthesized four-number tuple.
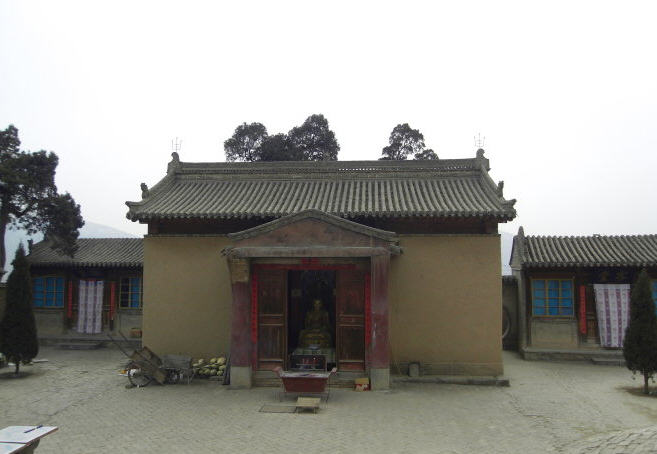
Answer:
(27, 238, 143, 268)
(513, 228, 657, 267)
(126, 152, 517, 222)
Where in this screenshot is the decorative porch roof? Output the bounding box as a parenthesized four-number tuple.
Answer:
(27, 238, 143, 268)
(223, 209, 401, 258)
(126, 150, 517, 222)
(511, 227, 657, 268)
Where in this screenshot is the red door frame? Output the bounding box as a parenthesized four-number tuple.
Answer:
(250, 260, 370, 370)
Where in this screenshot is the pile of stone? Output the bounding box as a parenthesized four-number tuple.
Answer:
(192, 357, 227, 378)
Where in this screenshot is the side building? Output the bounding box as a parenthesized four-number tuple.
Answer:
(126, 150, 517, 389)
(26, 238, 143, 344)
(511, 228, 657, 361)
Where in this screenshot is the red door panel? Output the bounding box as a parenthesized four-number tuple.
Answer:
(336, 270, 366, 371)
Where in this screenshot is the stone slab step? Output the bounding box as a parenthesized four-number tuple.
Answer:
(254, 377, 357, 388)
(56, 342, 104, 350)
(392, 375, 510, 387)
(591, 357, 626, 366)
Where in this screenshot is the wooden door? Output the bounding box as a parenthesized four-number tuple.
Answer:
(257, 269, 287, 370)
(336, 269, 366, 371)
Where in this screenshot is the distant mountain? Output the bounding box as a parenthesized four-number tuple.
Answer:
(1, 221, 137, 281)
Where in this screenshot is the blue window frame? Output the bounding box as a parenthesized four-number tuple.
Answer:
(531, 278, 574, 316)
(120, 277, 142, 309)
(33, 276, 65, 308)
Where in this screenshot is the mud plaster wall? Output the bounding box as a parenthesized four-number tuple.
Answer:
(389, 235, 503, 376)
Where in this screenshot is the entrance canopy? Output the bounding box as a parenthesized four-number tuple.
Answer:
(223, 209, 401, 259)
(223, 209, 399, 389)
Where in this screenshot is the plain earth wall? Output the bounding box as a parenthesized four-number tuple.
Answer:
(389, 235, 503, 376)
(0, 283, 5, 322)
(143, 235, 233, 359)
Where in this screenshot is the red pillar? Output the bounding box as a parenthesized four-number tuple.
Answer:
(370, 253, 390, 388)
(228, 258, 252, 387)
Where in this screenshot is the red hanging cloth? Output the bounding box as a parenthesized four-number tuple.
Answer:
(250, 270, 258, 344)
(579, 285, 587, 335)
(109, 282, 116, 321)
(364, 272, 372, 347)
(67, 281, 73, 319)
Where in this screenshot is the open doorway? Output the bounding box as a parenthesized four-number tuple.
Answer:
(287, 270, 336, 370)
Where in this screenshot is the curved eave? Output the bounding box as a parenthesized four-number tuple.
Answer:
(30, 262, 143, 268)
(524, 261, 657, 268)
(127, 210, 516, 222)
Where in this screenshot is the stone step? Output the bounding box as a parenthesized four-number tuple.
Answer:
(56, 341, 104, 350)
(254, 378, 357, 388)
(591, 357, 626, 366)
(254, 371, 363, 388)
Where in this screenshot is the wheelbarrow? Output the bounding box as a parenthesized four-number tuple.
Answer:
(108, 332, 192, 387)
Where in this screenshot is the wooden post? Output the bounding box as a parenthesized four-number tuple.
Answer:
(228, 257, 252, 388)
(370, 253, 390, 389)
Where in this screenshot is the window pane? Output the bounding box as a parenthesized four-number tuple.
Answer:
(533, 280, 545, 289)
(130, 292, 139, 308)
(46, 277, 56, 287)
(56, 277, 64, 290)
(548, 306, 559, 315)
(561, 307, 574, 316)
(548, 289, 559, 298)
(534, 289, 545, 298)
(561, 280, 572, 290)
(548, 299, 559, 307)
(533, 306, 546, 315)
(548, 280, 559, 289)
(56, 293, 64, 307)
(45, 294, 54, 307)
(533, 298, 545, 307)
(561, 298, 573, 308)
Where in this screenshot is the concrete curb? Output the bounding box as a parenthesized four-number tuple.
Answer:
(392, 375, 510, 387)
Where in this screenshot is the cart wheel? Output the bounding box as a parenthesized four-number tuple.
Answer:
(165, 369, 180, 384)
(128, 365, 153, 387)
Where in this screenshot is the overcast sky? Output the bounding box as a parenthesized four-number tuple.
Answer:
(1, 1, 656, 238)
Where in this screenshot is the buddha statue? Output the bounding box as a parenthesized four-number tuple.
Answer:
(298, 299, 332, 348)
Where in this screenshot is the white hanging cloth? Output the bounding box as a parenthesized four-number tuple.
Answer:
(593, 284, 630, 348)
(76, 280, 104, 334)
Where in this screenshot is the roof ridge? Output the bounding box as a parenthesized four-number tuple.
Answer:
(526, 234, 657, 239)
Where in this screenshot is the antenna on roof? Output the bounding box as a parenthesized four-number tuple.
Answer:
(172, 137, 182, 155)
(474, 133, 486, 150)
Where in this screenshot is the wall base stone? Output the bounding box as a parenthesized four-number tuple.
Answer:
(370, 367, 390, 390)
(229, 366, 252, 389)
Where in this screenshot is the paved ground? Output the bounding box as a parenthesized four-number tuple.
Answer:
(2, 349, 657, 453)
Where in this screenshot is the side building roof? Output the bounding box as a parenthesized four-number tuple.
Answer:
(126, 150, 517, 222)
(510, 227, 657, 268)
(27, 238, 143, 268)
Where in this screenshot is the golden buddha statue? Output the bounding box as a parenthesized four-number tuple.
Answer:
(298, 299, 332, 348)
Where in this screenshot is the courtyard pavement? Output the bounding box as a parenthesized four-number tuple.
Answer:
(2, 349, 657, 453)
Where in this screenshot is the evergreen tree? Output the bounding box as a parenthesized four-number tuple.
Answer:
(224, 122, 268, 162)
(414, 148, 439, 160)
(259, 134, 302, 161)
(380, 123, 437, 161)
(623, 269, 657, 394)
(287, 114, 340, 161)
(0, 124, 84, 271)
(0, 244, 38, 375)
